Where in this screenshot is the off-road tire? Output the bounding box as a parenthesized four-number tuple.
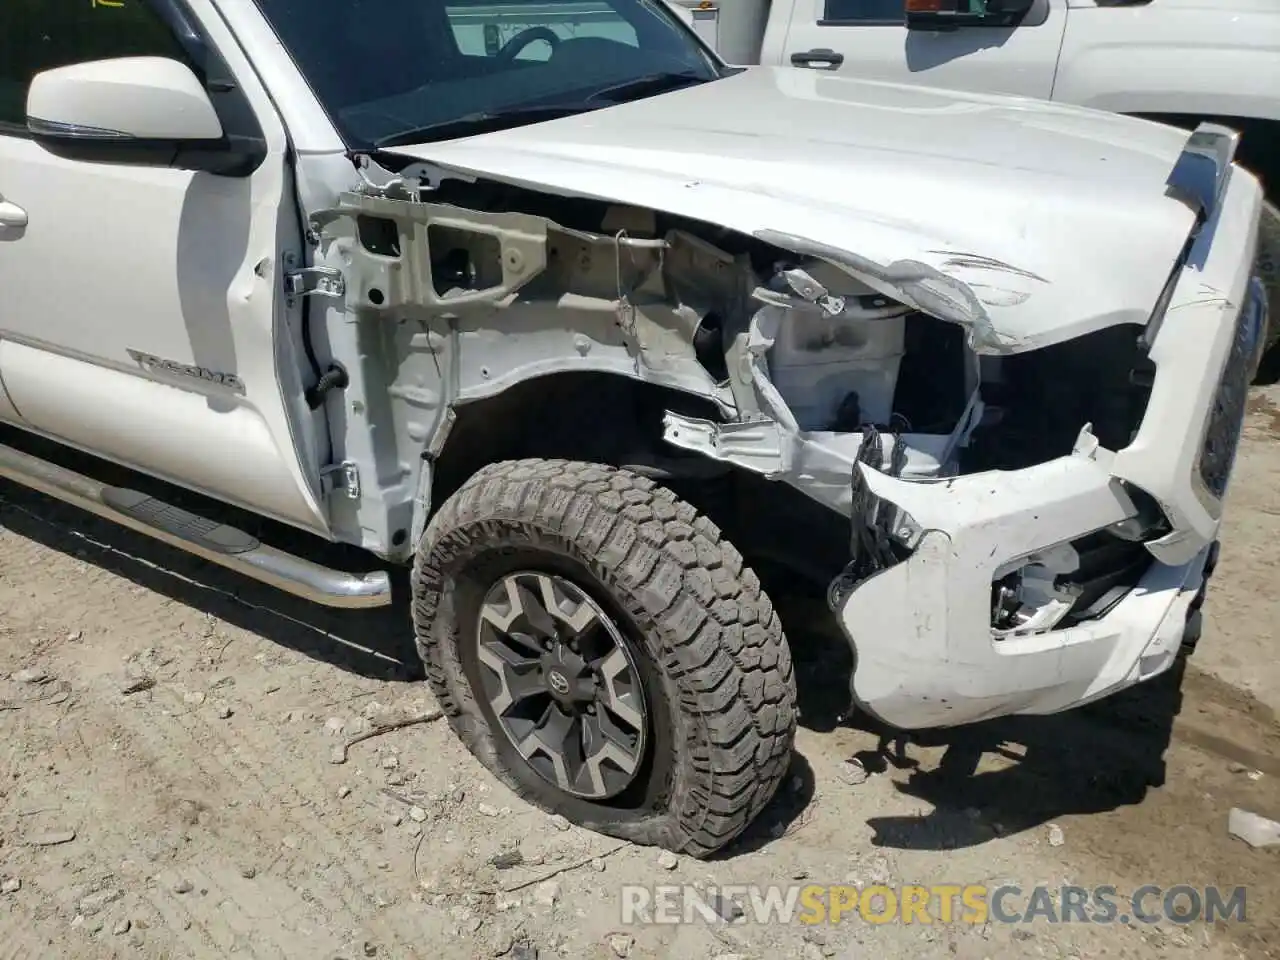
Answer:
(411, 458, 797, 857)
(1258, 201, 1279, 344)
(1253, 200, 1280, 384)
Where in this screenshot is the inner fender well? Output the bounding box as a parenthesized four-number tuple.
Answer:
(426, 371, 853, 589)
(427, 372, 723, 510)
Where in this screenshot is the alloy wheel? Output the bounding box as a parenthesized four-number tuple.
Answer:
(474, 571, 649, 800)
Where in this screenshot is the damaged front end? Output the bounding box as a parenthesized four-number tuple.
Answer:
(310, 120, 1265, 731)
(823, 129, 1267, 730)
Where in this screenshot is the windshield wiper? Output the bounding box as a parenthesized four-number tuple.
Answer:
(585, 71, 708, 104)
(371, 73, 709, 149)
(374, 104, 598, 149)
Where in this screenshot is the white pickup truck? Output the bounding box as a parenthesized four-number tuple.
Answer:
(0, 0, 1267, 857)
(668, 0, 1280, 357)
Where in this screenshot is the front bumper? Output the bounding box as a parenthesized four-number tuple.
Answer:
(836, 143, 1268, 730)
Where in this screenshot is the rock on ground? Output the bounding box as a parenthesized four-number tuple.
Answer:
(1227, 807, 1280, 848)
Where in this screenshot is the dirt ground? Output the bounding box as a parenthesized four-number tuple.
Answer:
(0, 397, 1278, 960)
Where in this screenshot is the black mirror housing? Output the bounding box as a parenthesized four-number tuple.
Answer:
(29, 124, 267, 179)
(28, 122, 266, 178)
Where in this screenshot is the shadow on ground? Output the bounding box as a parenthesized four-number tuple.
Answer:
(741, 593, 1186, 855)
(858, 660, 1184, 852)
(0, 480, 422, 684)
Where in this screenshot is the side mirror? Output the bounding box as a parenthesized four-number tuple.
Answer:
(905, 0, 1036, 30)
(26, 57, 255, 176)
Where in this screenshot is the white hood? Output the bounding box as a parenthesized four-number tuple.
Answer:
(385, 66, 1201, 351)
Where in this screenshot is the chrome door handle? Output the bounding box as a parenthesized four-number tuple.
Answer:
(0, 196, 28, 229)
(791, 48, 845, 69)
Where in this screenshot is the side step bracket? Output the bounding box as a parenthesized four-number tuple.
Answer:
(0, 442, 391, 609)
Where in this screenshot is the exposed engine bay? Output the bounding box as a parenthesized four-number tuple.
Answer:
(313, 166, 1168, 646)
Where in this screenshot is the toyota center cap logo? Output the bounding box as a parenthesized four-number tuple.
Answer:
(547, 670, 570, 695)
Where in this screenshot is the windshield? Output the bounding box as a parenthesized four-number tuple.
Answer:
(253, 0, 723, 150)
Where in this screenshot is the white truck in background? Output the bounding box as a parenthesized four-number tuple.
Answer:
(666, 0, 1280, 366)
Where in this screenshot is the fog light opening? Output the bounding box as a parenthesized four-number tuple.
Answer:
(991, 542, 1082, 637)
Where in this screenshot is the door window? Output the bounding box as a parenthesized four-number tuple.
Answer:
(0, 0, 190, 135)
(822, 0, 1043, 25)
(445, 0, 639, 62)
(822, 0, 905, 23)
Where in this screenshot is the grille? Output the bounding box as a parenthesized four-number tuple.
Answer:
(1198, 278, 1266, 499)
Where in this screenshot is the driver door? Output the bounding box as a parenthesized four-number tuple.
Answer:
(0, 0, 327, 533)
(775, 0, 1068, 100)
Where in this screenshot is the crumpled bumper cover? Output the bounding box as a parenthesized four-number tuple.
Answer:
(837, 472, 1210, 729)
(835, 147, 1267, 731)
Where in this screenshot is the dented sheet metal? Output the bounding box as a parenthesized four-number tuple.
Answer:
(383, 66, 1202, 352)
(754, 230, 1018, 353)
(316, 84, 1265, 734)
(835, 156, 1264, 729)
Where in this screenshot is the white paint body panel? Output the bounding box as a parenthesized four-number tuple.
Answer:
(757, 0, 1280, 123)
(840, 162, 1265, 728)
(0, 341, 315, 525)
(1055, 0, 1280, 121)
(26, 57, 225, 140)
(389, 66, 1197, 350)
(773, 0, 1066, 99)
(0, 374, 21, 423)
(0, 0, 327, 534)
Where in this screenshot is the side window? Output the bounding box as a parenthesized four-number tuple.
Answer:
(821, 0, 1028, 24)
(0, 0, 191, 135)
(822, 0, 905, 23)
(444, 0, 639, 61)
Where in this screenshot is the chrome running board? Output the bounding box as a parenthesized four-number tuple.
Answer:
(0, 441, 391, 609)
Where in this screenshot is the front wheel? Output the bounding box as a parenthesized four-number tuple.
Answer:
(1254, 199, 1280, 383)
(411, 459, 797, 857)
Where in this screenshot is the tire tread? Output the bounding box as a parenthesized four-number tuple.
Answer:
(412, 458, 797, 858)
